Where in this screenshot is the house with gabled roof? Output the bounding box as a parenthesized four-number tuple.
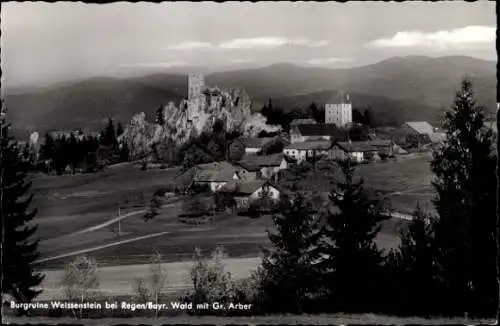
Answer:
(283, 140, 334, 163)
(242, 137, 277, 155)
(401, 121, 435, 135)
(368, 139, 396, 157)
(289, 123, 345, 144)
(331, 141, 378, 163)
(218, 179, 281, 209)
(290, 118, 317, 126)
(191, 161, 240, 192)
(236, 153, 288, 181)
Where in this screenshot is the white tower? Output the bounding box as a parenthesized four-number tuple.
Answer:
(325, 92, 352, 127)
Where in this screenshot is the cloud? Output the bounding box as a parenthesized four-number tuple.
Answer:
(167, 37, 329, 51)
(120, 61, 188, 68)
(231, 59, 253, 63)
(219, 37, 329, 49)
(367, 25, 495, 50)
(291, 38, 330, 48)
(166, 41, 213, 50)
(307, 57, 352, 65)
(219, 37, 289, 49)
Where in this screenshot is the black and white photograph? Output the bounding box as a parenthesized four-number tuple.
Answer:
(1, 1, 498, 324)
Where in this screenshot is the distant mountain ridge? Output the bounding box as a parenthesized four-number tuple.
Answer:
(4, 55, 496, 137)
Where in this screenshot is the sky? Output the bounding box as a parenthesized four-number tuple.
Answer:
(1, 1, 497, 88)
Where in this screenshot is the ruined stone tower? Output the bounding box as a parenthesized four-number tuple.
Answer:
(188, 73, 205, 101)
(187, 73, 206, 121)
(325, 91, 352, 127)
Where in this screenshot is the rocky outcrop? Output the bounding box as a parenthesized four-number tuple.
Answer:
(120, 86, 281, 160)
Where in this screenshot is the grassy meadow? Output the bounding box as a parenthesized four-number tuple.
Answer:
(31, 153, 435, 272)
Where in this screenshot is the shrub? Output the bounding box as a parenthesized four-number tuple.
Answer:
(132, 251, 168, 318)
(183, 246, 237, 315)
(181, 194, 210, 217)
(60, 255, 100, 318)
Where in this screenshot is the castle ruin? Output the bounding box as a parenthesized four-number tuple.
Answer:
(186, 73, 206, 122)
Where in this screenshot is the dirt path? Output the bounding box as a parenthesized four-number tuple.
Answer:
(34, 231, 171, 264)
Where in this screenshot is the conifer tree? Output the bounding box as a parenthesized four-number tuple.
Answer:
(155, 105, 165, 126)
(259, 193, 324, 314)
(1, 111, 44, 306)
(430, 78, 496, 317)
(102, 118, 117, 148)
(388, 204, 440, 316)
(67, 133, 79, 174)
(39, 132, 55, 162)
(363, 106, 376, 128)
(496, 102, 500, 322)
(318, 159, 388, 313)
(116, 122, 124, 137)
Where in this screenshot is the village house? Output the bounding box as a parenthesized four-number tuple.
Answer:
(402, 121, 435, 135)
(283, 140, 333, 163)
(368, 139, 396, 157)
(290, 118, 317, 126)
(289, 123, 345, 143)
(236, 153, 288, 181)
(384, 121, 435, 147)
(242, 137, 277, 155)
(400, 121, 449, 146)
(191, 161, 240, 192)
(218, 179, 281, 209)
(331, 141, 378, 163)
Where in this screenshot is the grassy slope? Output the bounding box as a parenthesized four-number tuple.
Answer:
(31, 155, 434, 270)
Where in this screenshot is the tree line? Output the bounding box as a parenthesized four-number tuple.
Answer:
(25, 118, 129, 174)
(2, 78, 498, 319)
(260, 99, 379, 130)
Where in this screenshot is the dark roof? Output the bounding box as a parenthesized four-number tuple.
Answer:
(219, 179, 271, 195)
(368, 140, 393, 147)
(290, 118, 317, 126)
(193, 161, 238, 182)
(294, 123, 345, 137)
(237, 153, 285, 171)
(335, 141, 377, 153)
(285, 140, 332, 150)
(403, 121, 434, 134)
(242, 137, 276, 149)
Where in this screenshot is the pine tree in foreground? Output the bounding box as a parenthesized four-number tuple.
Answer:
(259, 193, 324, 314)
(1, 113, 44, 308)
(318, 159, 388, 313)
(388, 204, 441, 316)
(430, 77, 496, 317)
(496, 102, 500, 323)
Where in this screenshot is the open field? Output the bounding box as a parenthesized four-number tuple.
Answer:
(288, 152, 436, 215)
(30, 164, 182, 240)
(357, 153, 436, 214)
(31, 156, 429, 272)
